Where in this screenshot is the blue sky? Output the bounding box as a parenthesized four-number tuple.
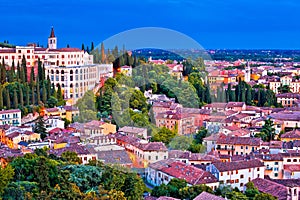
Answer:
(0, 0, 299, 49)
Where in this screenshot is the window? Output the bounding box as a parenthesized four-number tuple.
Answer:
(257, 168, 260, 171)
(241, 146, 243, 149)
(275, 162, 278, 165)
(287, 159, 291, 162)
(236, 170, 238, 174)
(274, 173, 278, 177)
(156, 156, 158, 160)
(148, 156, 151, 160)
(235, 179, 239, 183)
(240, 174, 244, 178)
(293, 159, 297, 162)
(226, 180, 230, 184)
(240, 183, 244, 187)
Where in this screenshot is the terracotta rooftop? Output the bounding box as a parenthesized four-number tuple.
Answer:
(118, 126, 146, 134)
(0, 109, 21, 114)
(281, 129, 300, 139)
(212, 159, 264, 172)
(97, 150, 132, 165)
(216, 136, 262, 146)
(160, 161, 218, 185)
(194, 191, 225, 200)
(252, 178, 288, 200)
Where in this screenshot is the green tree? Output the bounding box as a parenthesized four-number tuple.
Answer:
(245, 182, 260, 200)
(101, 43, 105, 63)
(42, 83, 47, 103)
(255, 119, 275, 142)
(152, 126, 177, 145)
(19, 84, 24, 107)
(168, 135, 193, 150)
(34, 116, 47, 140)
(179, 184, 213, 200)
(0, 164, 15, 195)
(254, 193, 277, 200)
(61, 151, 81, 164)
(34, 156, 50, 191)
(0, 86, 3, 110)
(13, 88, 18, 109)
(21, 55, 27, 83)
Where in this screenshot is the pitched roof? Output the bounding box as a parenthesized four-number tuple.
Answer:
(194, 192, 225, 200)
(212, 159, 264, 172)
(160, 161, 218, 185)
(281, 129, 300, 139)
(0, 109, 21, 114)
(97, 150, 132, 165)
(216, 136, 262, 146)
(138, 142, 168, 151)
(226, 102, 245, 108)
(252, 178, 288, 200)
(118, 126, 146, 134)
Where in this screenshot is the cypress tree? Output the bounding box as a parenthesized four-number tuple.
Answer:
(5, 89, 10, 109)
(42, 65, 45, 81)
(34, 116, 47, 140)
(101, 43, 105, 63)
(38, 58, 43, 81)
(1, 58, 6, 84)
(26, 86, 30, 106)
(81, 43, 85, 50)
(17, 61, 21, 80)
(57, 83, 63, 101)
(31, 84, 35, 105)
(19, 84, 24, 107)
(91, 42, 94, 51)
(20, 66, 25, 83)
(246, 85, 252, 105)
(38, 58, 43, 82)
(42, 83, 47, 103)
(13, 89, 18, 109)
(204, 84, 211, 104)
(0, 87, 3, 110)
(46, 76, 51, 99)
(11, 60, 15, 81)
(36, 77, 40, 103)
(30, 66, 35, 86)
(21, 55, 27, 82)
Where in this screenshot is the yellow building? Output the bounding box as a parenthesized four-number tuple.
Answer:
(64, 106, 80, 122)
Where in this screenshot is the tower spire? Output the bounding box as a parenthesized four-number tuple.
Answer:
(49, 26, 55, 38)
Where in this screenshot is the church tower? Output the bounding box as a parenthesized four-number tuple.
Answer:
(245, 61, 251, 82)
(48, 27, 57, 49)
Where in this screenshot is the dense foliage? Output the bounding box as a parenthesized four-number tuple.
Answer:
(0, 58, 64, 116)
(0, 150, 146, 199)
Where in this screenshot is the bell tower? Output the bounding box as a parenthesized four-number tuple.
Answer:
(48, 27, 57, 49)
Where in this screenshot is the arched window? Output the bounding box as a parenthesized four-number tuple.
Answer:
(56, 70, 59, 74)
(75, 69, 78, 74)
(61, 70, 64, 74)
(51, 70, 54, 74)
(62, 83, 64, 88)
(70, 83, 73, 88)
(70, 70, 73, 74)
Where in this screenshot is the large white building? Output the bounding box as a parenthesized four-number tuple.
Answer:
(0, 28, 113, 104)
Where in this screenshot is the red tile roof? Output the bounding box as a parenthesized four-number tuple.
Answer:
(212, 159, 264, 172)
(0, 109, 21, 114)
(281, 129, 300, 139)
(160, 161, 218, 185)
(194, 192, 225, 200)
(252, 178, 288, 200)
(217, 136, 262, 146)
